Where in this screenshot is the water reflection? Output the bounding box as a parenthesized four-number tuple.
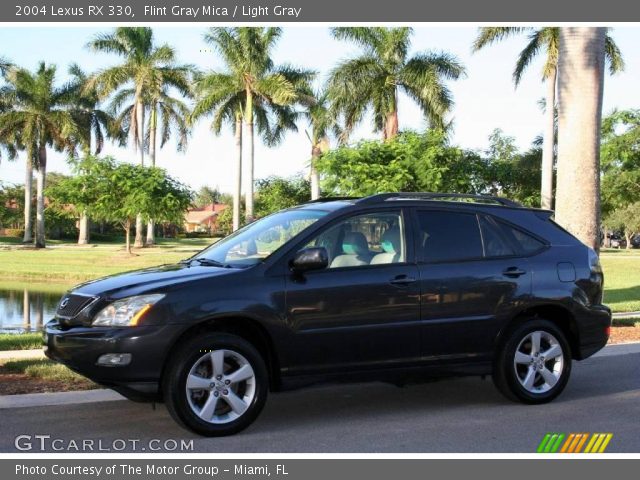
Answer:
(0, 287, 65, 333)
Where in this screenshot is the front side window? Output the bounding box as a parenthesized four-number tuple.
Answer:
(305, 211, 406, 268)
(416, 210, 483, 263)
(195, 209, 327, 267)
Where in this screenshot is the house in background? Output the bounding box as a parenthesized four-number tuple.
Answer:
(184, 203, 227, 234)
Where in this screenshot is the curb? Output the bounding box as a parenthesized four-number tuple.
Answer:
(612, 311, 640, 319)
(0, 349, 44, 360)
(0, 389, 125, 409)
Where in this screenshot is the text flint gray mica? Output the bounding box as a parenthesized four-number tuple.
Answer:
(4, 0, 640, 22)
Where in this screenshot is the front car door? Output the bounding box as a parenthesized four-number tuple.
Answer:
(412, 208, 533, 363)
(283, 209, 421, 375)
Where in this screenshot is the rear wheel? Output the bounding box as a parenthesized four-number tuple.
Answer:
(493, 319, 571, 404)
(163, 333, 268, 436)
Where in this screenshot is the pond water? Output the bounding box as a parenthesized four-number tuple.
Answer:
(0, 287, 67, 333)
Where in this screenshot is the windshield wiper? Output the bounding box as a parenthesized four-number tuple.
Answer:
(192, 257, 234, 268)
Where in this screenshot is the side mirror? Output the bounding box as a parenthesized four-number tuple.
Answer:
(291, 247, 329, 273)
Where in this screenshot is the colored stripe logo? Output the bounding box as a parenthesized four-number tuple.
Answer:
(537, 433, 613, 453)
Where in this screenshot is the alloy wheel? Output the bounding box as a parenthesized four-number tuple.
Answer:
(513, 330, 565, 394)
(185, 349, 256, 424)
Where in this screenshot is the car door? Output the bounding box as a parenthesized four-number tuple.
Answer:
(283, 209, 421, 374)
(412, 209, 532, 362)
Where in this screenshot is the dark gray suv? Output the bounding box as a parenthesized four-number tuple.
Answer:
(45, 193, 611, 436)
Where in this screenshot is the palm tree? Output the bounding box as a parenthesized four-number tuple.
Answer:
(0, 62, 79, 248)
(202, 28, 314, 223)
(191, 66, 305, 230)
(67, 63, 121, 244)
(145, 86, 192, 244)
(303, 90, 341, 199)
(327, 27, 465, 141)
(0, 58, 29, 242)
(191, 72, 244, 231)
(555, 28, 607, 251)
(88, 27, 193, 247)
(473, 27, 624, 210)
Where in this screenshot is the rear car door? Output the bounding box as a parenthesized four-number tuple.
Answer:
(412, 209, 533, 361)
(283, 209, 421, 374)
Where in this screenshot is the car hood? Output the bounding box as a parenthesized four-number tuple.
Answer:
(71, 263, 238, 298)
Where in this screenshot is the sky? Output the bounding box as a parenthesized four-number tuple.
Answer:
(0, 26, 639, 194)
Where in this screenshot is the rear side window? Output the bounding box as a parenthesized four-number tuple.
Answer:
(415, 211, 483, 262)
(510, 227, 545, 254)
(480, 215, 545, 257)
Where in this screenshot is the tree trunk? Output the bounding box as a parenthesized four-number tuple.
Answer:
(625, 230, 632, 250)
(23, 157, 33, 243)
(125, 220, 131, 255)
(147, 105, 157, 246)
(555, 27, 606, 252)
(136, 98, 145, 166)
(34, 146, 47, 248)
(310, 144, 322, 200)
(134, 214, 145, 248)
(244, 89, 255, 223)
(383, 89, 399, 140)
(541, 67, 557, 210)
(233, 114, 243, 232)
(133, 97, 145, 248)
(78, 212, 90, 245)
(384, 110, 399, 140)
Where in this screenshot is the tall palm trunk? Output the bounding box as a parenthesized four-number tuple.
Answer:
(233, 113, 243, 232)
(134, 97, 146, 248)
(541, 68, 557, 210)
(383, 90, 399, 140)
(23, 157, 33, 243)
(555, 27, 606, 252)
(34, 145, 47, 248)
(146, 105, 158, 246)
(78, 212, 90, 244)
(244, 89, 255, 223)
(310, 143, 322, 200)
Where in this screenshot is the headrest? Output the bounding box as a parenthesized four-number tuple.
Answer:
(342, 232, 369, 255)
(380, 228, 400, 253)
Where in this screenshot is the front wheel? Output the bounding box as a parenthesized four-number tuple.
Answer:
(163, 333, 268, 436)
(493, 319, 572, 404)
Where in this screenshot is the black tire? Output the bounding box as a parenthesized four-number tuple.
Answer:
(163, 333, 268, 436)
(493, 319, 572, 404)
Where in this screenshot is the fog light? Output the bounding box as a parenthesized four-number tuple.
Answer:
(96, 353, 132, 367)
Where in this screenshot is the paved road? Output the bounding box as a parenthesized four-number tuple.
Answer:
(1, 351, 638, 453)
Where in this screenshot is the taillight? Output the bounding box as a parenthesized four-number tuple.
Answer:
(587, 248, 602, 273)
(605, 326, 611, 337)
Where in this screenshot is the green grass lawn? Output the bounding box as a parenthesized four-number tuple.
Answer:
(601, 253, 640, 312)
(0, 357, 96, 390)
(0, 237, 214, 282)
(0, 333, 42, 350)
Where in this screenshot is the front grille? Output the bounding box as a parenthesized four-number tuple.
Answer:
(56, 294, 96, 318)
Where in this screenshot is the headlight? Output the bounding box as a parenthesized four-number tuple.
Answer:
(92, 294, 165, 327)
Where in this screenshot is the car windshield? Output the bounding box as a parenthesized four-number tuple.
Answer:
(192, 208, 328, 267)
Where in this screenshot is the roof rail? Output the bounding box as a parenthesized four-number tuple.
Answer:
(357, 192, 523, 208)
(305, 196, 360, 204)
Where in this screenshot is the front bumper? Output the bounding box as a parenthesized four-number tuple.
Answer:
(44, 320, 186, 401)
(575, 304, 612, 360)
